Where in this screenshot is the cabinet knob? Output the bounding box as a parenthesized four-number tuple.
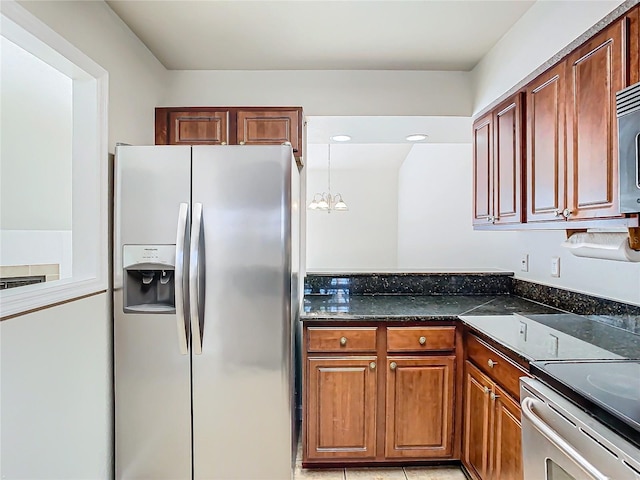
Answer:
(282, 141, 292, 147)
(554, 209, 563, 217)
(490, 392, 500, 401)
(239, 141, 245, 145)
(339, 337, 347, 346)
(418, 336, 427, 345)
(562, 208, 572, 219)
(483, 386, 490, 395)
(369, 362, 376, 370)
(221, 142, 227, 145)
(487, 359, 498, 368)
(390, 362, 397, 370)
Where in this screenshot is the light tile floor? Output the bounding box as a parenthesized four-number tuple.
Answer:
(294, 442, 467, 480)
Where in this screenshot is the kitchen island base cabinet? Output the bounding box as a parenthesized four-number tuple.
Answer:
(385, 356, 455, 459)
(306, 357, 377, 460)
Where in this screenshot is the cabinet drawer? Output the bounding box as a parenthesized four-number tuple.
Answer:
(387, 327, 455, 352)
(307, 327, 377, 353)
(466, 334, 528, 400)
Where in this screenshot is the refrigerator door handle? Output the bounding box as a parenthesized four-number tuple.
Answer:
(189, 202, 205, 355)
(175, 203, 190, 355)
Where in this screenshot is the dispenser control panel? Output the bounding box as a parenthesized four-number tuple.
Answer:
(123, 245, 175, 268)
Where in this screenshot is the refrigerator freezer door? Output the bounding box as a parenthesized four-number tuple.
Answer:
(191, 146, 295, 480)
(114, 146, 192, 479)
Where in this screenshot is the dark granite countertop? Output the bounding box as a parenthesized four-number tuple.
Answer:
(301, 293, 561, 321)
(302, 293, 640, 361)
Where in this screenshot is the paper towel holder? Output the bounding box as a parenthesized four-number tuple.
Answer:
(566, 228, 640, 251)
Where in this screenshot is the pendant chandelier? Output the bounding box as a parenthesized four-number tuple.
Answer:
(308, 143, 348, 212)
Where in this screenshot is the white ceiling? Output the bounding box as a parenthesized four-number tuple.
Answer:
(106, 0, 535, 71)
(307, 115, 472, 144)
(306, 143, 413, 170)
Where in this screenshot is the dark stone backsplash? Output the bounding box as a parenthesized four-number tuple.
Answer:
(512, 278, 640, 334)
(304, 273, 640, 335)
(304, 272, 513, 296)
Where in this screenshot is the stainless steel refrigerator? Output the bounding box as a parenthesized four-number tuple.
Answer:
(113, 145, 302, 480)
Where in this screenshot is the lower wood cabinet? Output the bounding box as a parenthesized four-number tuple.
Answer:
(385, 356, 455, 458)
(303, 324, 457, 465)
(462, 352, 525, 480)
(306, 356, 378, 460)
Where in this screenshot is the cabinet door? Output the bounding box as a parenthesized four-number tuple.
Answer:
(236, 109, 300, 153)
(167, 110, 229, 145)
(306, 357, 377, 460)
(632, 6, 640, 85)
(473, 113, 494, 226)
(565, 20, 626, 220)
(494, 94, 524, 225)
(490, 385, 523, 480)
(385, 356, 455, 459)
(463, 361, 492, 480)
(526, 62, 566, 222)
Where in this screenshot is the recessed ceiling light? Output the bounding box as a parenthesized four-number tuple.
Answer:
(406, 134, 428, 142)
(331, 135, 351, 142)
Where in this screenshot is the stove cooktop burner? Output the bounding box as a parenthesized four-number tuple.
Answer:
(586, 372, 640, 401)
(531, 359, 640, 449)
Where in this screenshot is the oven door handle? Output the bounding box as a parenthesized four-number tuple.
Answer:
(521, 397, 610, 480)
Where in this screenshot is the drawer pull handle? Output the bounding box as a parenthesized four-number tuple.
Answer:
(370, 362, 376, 370)
(484, 386, 490, 395)
(340, 337, 347, 346)
(390, 362, 397, 370)
(418, 336, 427, 345)
(487, 359, 498, 368)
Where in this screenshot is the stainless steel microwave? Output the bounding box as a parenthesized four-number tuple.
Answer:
(618, 81, 640, 213)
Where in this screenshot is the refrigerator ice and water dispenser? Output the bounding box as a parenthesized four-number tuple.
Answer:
(122, 245, 176, 313)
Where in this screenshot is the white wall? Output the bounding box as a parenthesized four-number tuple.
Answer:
(164, 70, 473, 116)
(470, 0, 640, 305)
(0, 294, 110, 479)
(2, 2, 168, 478)
(472, 0, 624, 114)
(0, 36, 72, 231)
(306, 160, 400, 271)
(19, 0, 168, 150)
(397, 143, 515, 270)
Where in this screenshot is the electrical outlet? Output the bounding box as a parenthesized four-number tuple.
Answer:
(519, 320, 528, 341)
(520, 254, 529, 272)
(551, 256, 560, 277)
(547, 334, 559, 357)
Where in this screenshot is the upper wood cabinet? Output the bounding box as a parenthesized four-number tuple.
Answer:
(236, 109, 301, 153)
(632, 6, 640, 85)
(473, 93, 524, 226)
(564, 19, 628, 221)
(473, 113, 493, 226)
(475, 5, 640, 229)
(526, 62, 566, 223)
(164, 109, 229, 145)
(156, 106, 305, 163)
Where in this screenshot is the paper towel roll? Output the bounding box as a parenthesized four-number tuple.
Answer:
(562, 232, 640, 262)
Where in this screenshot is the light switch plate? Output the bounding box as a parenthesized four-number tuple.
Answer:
(551, 256, 560, 277)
